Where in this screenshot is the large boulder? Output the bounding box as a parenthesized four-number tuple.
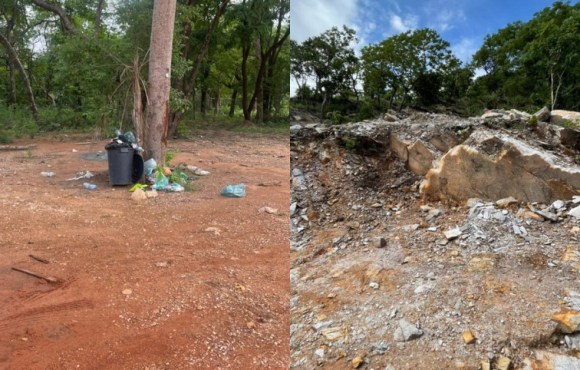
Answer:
(551, 110, 580, 125)
(421, 129, 580, 203)
(407, 140, 436, 176)
(534, 106, 551, 122)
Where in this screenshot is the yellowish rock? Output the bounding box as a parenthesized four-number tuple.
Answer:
(551, 309, 580, 333)
(462, 329, 476, 344)
(321, 327, 346, 341)
(131, 188, 147, 201)
(351, 356, 363, 369)
(496, 356, 511, 370)
(480, 360, 490, 370)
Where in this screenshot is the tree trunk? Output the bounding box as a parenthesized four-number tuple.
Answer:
(132, 49, 144, 145)
(229, 88, 237, 117)
(320, 92, 327, 123)
(143, 0, 177, 164)
(8, 59, 17, 104)
(241, 44, 251, 120)
(0, 33, 38, 120)
(95, 0, 105, 37)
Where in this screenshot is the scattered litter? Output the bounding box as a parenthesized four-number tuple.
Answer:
(41, 171, 55, 177)
(72, 149, 78, 153)
(12, 267, 58, 283)
(258, 181, 282, 187)
(129, 183, 148, 192)
(122, 289, 132, 295)
(155, 261, 169, 268)
(205, 227, 221, 236)
(235, 283, 246, 292)
(83, 182, 97, 190)
(144, 159, 157, 176)
(259, 206, 278, 214)
(28, 254, 49, 264)
(194, 169, 210, 176)
(66, 170, 94, 181)
(221, 184, 246, 198)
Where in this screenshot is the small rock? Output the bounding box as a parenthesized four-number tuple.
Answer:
(384, 113, 398, 122)
(373, 237, 387, 248)
(518, 210, 544, 221)
(259, 206, 278, 214)
(394, 319, 423, 342)
(414, 284, 431, 294)
(496, 356, 511, 370)
(194, 169, 210, 176)
(131, 188, 148, 201)
(552, 200, 566, 210)
(352, 355, 364, 368)
(205, 227, 221, 236)
(155, 261, 168, 268)
(480, 360, 491, 370)
(531, 208, 559, 222)
(565, 334, 580, 349)
(122, 289, 132, 295)
(568, 205, 580, 219)
(444, 228, 462, 240)
(426, 208, 442, 221)
(496, 197, 518, 208)
(403, 224, 420, 232)
(290, 202, 297, 216)
(462, 329, 476, 344)
(145, 190, 158, 198)
(314, 348, 324, 358)
(551, 309, 580, 333)
(246, 321, 256, 329)
(321, 327, 345, 341)
(369, 281, 379, 290)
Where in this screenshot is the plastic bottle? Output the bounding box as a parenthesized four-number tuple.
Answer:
(83, 182, 97, 190)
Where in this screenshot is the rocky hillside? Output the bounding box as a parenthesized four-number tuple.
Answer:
(290, 109, 580, 370)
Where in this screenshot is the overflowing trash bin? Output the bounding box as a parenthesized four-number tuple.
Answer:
(105, 142, 134, 185)
(105, 130, 143, 186)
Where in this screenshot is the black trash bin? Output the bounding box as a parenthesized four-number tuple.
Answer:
(105, 142, 135, 185)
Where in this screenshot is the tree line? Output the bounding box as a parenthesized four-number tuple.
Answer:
(0, 0, 290, 140)
(290, 1, 579, 123)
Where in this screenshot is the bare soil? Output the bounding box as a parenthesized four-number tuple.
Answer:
(290, 123, 580, 370)
(0, 131, 289, 369)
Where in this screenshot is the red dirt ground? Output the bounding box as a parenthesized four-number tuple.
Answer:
(0, 131, 289, 370)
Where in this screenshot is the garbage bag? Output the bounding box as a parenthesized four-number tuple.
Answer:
(221, 183, 246, 198)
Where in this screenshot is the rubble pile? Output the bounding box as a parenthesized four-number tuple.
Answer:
(291, 109, 580, 369)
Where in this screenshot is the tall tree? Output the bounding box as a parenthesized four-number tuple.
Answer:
(143, 0, 177, 164)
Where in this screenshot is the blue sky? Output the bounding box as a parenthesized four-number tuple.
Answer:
(291, 0, 569, 63)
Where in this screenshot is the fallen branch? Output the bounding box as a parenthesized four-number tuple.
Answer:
(0, 144, 36, 151)
(12, 267, 58, 283)
(29, 254, 49, 264)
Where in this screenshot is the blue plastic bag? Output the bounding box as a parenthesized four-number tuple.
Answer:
(221, 183, 246, 198)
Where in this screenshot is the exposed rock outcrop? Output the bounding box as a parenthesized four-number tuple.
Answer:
(421, 129, 580, 203)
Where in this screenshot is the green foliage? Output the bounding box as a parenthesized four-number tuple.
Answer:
(528, 115, 538, 127)
(328, 111, 348, 125)
(561, 119, 579, 129)
(344, 138, 357, 150)
(164, 151, 175, 166)
(0, 105, 38, 138)
(471, 1, 580, 111)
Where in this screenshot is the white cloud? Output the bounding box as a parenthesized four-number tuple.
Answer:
(452, 37, 477, 63)
(291, 0, 359, 42)
(389, 14, 418, 33)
